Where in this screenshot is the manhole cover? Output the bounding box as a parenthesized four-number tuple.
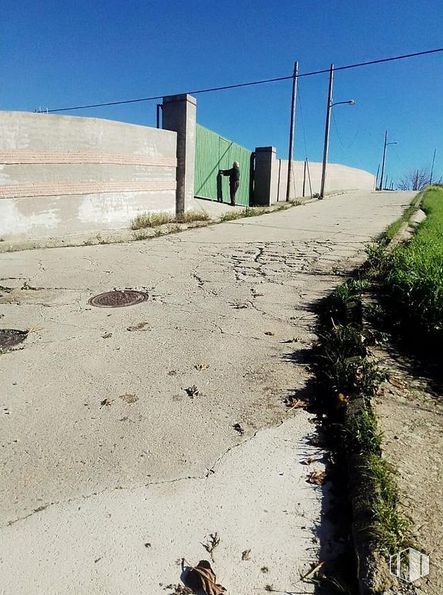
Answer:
(88, 290, 148, 308)
(0, 329, 28, 349)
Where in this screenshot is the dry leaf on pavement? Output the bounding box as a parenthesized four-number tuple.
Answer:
(306, 470, 326, 485)
(182, 560, 226, 595)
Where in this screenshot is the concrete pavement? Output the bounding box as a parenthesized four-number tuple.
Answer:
(0, 191, 414, 594)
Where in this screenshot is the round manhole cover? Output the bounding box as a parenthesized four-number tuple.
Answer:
(88, 290, 148, 308)
(0, 329, 28, 349)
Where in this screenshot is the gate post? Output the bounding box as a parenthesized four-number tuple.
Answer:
(162, 94, 196, 214)
(254, 146, 278, 206)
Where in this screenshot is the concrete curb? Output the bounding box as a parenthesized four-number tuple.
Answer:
(348, 193, 423, 594)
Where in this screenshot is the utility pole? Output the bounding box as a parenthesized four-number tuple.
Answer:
(379, 131, 398, 190)
(302, 158, 307, 197)
(286, 61, 298, 201)
(319, 64, 334, 199)
(379, 130, 388, 191)
(430, 148, 436, 184)
(375, 163, 380, 191)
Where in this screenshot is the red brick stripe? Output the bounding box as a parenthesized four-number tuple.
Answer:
(0, 180, 176, 199)
(0, 151, 176, 167)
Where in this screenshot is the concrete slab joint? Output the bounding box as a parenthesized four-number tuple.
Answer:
(162, 94, 197, 215)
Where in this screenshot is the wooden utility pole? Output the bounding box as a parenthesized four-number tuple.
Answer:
(430, 148, 436, 184)
(319, 64, 334, 199)
(286, 61, 299, 201)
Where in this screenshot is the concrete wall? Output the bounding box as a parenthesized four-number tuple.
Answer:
(275, 160, 375, 202)
(0, 111, 177, 240)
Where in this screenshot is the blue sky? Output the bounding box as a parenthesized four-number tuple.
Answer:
(2, 0, 442, 183)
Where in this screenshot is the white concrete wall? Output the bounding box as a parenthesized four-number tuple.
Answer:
(0, 112, 177, 240)
(275, 160, 375, 202)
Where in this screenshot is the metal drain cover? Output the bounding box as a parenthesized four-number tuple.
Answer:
(88, 290, 148, 308)
(0, 329, 28, 349)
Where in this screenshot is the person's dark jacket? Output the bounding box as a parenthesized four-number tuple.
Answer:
(220, 166, 240, 185)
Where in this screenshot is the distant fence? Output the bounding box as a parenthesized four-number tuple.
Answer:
(194, 124, 252, 206)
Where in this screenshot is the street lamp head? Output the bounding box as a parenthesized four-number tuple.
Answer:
(331, 99, 357, 107)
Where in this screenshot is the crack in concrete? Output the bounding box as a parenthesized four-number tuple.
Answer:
(2, 425, 274, 529)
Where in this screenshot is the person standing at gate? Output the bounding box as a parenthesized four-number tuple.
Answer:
(220, 161, 240, 206)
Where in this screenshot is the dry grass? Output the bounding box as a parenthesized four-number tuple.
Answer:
(131, 210, 209, 230)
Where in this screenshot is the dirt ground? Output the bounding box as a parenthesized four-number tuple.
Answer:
(375, 347, 443, 595)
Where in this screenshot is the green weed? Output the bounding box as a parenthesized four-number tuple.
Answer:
(361, 454, 410, 552)
(378, 187, 443, 339)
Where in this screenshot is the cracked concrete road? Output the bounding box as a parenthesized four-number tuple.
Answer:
(0, 191, 413, 594)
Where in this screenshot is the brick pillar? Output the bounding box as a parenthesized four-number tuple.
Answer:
(162, 94, 196, 214)
(254, 146, 278, 206)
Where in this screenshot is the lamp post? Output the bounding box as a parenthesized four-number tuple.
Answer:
(319, 64, 356, 199)
(378, 131, 398, 190)
(286, 61, 299, 201)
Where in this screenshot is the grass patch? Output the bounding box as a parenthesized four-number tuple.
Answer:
(131, 212, 173, 229)
(131, 210, 209, 230)
(219, 211, 243, 222)
(362, 454, 410, 552)
(384, 192, 422, 241)
(219, 206, 270, 222)
(372, 186, 443, 341)
(175, 211, 209, 224)
(316, 277, 410, 565)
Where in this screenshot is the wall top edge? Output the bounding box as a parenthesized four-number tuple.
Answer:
(162, 94, 197, 106)
(0, 110, 177, 136)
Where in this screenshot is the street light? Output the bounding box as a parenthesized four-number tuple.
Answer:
(378, 131, 398, 190)
(319, 64, 356, 199)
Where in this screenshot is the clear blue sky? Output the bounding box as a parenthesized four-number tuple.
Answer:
(2, 0, 442, 183)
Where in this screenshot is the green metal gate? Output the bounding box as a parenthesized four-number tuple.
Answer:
(194, 124, 252, 206)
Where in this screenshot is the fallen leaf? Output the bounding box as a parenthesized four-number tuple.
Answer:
(264, 331, 274, 336)
(102, 332, 112, 339)
(100, 398, 113, 407)
(241, 549, 251, 561)
(287, 399, 305, 409)
(185, 385, 199, 398)
(127, 321, 150, 332)
(306, 470, 326, 485)
(182, 560, 226, 595)
(194, 363, 209, 370)
(119, 393, 138, 404)
(233, 423, 245, 435)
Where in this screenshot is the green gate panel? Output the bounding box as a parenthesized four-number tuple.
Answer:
(194, 124, 252, 206)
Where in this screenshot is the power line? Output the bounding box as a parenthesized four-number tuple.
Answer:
(46, 47, 443, 113)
